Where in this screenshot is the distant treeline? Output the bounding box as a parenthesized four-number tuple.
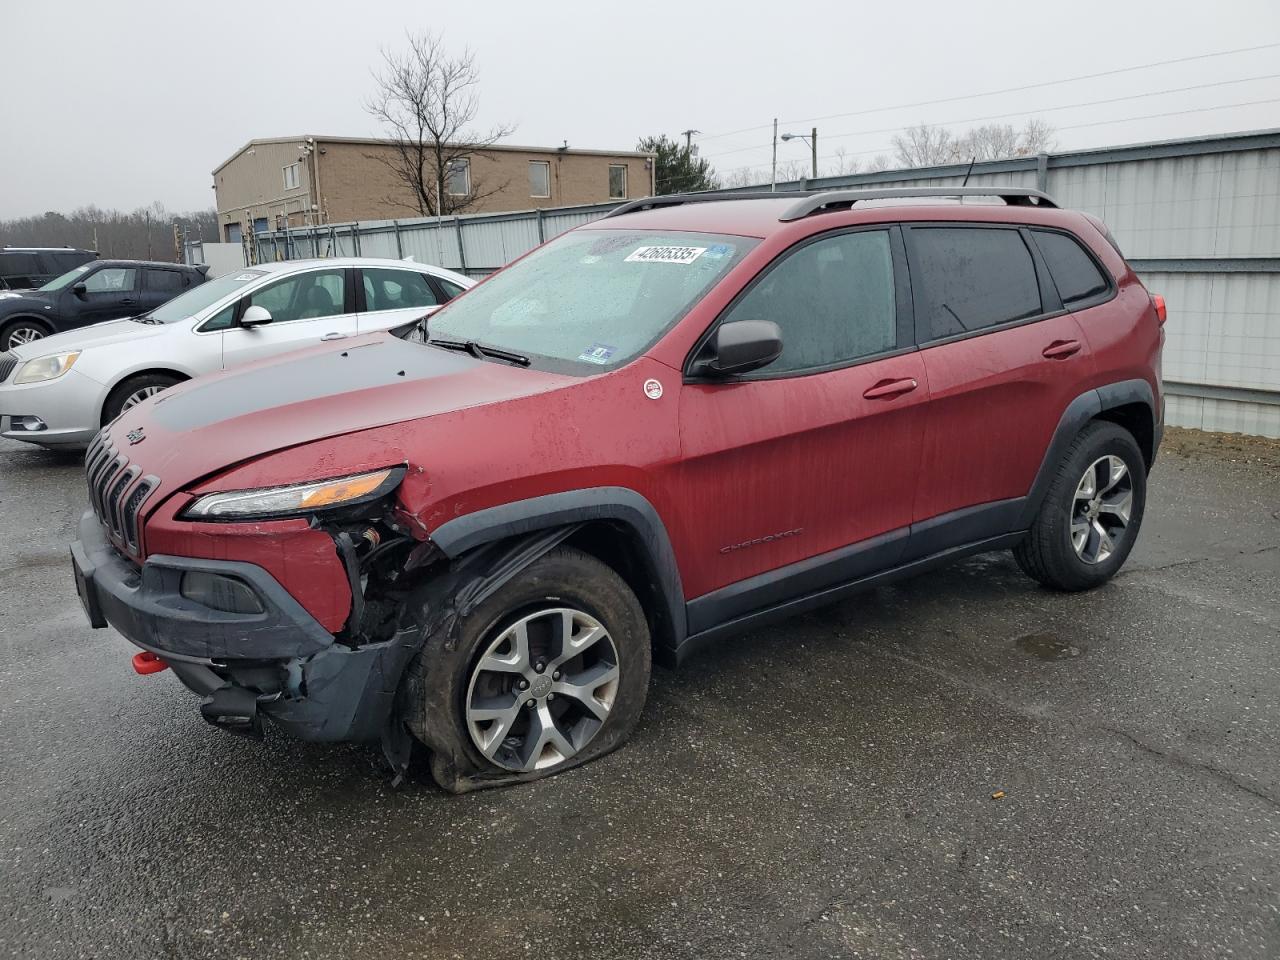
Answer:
(0, 204, 219, 261)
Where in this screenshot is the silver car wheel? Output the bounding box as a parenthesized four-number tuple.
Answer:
(465, 607, 620, 773)
(120, 385, 166, 410)
(8, 325, 45, 347)
(1070, 454, 1133, 564)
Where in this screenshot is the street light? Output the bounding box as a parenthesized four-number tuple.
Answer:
(780, 127, 819, 179)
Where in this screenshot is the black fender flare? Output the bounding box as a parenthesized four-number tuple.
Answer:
(0, 313, 53, 334)
(1019, 378, 1156, 528)
(429, 486, 688, 653)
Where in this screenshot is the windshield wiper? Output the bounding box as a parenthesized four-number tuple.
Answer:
(130, 314, 161, 325)
(427, 337, 530, 367)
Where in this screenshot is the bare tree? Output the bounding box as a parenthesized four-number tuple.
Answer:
(717, 167, 763, 189)
(893, 120, 1057, 168)
(1019, 118, 1057, 154)
(365, 31, 514, 217)
(892, 123, 959, 167)
(0, 204, 217, 260)
(825, 147, 861, 177)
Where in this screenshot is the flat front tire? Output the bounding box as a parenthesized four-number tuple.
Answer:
(401, 546, 651, 792)
(1014, 420, 1147, 591)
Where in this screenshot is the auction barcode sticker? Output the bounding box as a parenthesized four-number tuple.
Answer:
(624, 245, 707, 264)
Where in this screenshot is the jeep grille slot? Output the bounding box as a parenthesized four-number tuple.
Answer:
(122, 479, 155, 551)
(84, 432, 156, 555)
(0, 352, 16, 384)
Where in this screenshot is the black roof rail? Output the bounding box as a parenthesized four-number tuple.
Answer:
(601, 191, 786, 219)
(779, 187, 1058, 221)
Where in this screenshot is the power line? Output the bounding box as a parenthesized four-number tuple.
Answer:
(694, 97, 1280, 183)
(693, 41, 1280, 144)
(698, 72, 1280, 161)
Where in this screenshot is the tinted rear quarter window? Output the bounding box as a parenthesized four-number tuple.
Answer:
(48, 252, 93, 272)
(0, 253, 39, 278)
(145, 268, 184, 292)
(910, 227, 1042, 340)
(1032, 230, 1110, 306)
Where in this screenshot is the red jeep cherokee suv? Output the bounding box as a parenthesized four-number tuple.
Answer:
(71, 187, 1165, 791)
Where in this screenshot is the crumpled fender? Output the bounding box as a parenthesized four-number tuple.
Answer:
(382, 525, 583, 787)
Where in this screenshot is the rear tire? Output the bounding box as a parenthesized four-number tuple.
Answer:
(102, 373, 182, 425)
(1014, 421, 1147, 591)
(1, 319, 50, 351)
(401, 546, 651, 793)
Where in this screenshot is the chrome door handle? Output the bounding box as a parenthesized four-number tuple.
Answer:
(862, 377, 919, 400)
(321, 332, 348, 341)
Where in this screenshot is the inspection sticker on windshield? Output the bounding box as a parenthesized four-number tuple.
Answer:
(625, 245, 706, 265)
(578, 342, 616, 365)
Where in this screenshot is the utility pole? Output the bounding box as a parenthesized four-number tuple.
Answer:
(771, 118, 778, 193)
(680, 129, 700, 154)
(811, 126, 818, 180)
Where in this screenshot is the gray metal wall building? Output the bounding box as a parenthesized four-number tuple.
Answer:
(254, 128, 1280, 438)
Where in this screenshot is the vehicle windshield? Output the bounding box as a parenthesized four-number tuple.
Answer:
(426, 229, 757, 373)
(139, 270, 268, 323)
(38, 264, 93, 292)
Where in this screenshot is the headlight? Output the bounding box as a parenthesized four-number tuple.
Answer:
(14, 352, 81, 384)
(183, 466, 405, 520)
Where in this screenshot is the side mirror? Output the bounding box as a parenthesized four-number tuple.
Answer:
(72, 282, 88, 298)
(240, 305, 272, 328)
(694, 320, 783, 377)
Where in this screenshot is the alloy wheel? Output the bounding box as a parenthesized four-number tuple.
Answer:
(465, 607, 620, 773)
(7, 326, 45, 348)
(1070, 454, 1133, 564)
(121, 385, 166, 411)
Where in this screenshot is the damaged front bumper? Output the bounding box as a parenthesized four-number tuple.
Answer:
(70, 509, 417, 743)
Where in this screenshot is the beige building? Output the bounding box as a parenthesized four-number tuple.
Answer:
(212, 136, 655, 242)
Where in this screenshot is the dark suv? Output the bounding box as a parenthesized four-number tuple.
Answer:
(0, 246, 97, 291)
(0, 259, 208, 350)
(70, 187, 1165, 792)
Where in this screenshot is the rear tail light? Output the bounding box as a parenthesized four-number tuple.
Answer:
(1151, 294, 1167, 324)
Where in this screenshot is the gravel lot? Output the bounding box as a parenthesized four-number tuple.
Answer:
(1, 428, 1277, 959)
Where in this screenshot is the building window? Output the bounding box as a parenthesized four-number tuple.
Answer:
(608, 164, 628, 200)
(445, 158, 471, 197)
(529, 160, 551, 198)
(283, 162, 300, 190)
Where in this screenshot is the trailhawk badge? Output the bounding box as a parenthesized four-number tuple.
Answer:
(126, 427, 145, 445)
(643, 379, 664, 400)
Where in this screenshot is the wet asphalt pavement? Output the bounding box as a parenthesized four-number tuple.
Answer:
(0, 434, 1277, 960)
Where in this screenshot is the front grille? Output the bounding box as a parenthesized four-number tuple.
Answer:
(0, 351, 16, 384)
(85, 430, 156, 554)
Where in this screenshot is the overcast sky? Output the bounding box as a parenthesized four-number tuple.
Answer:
(2, 0, 1278, 219)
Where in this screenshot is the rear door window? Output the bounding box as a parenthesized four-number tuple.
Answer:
(144, 268, 184, 293)
(908, 227, 1042, 341)
(361, 268, 440, 312)
(1031, 230, 1110, 306)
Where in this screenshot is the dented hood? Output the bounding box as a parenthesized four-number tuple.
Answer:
(106, 334, 573, 499)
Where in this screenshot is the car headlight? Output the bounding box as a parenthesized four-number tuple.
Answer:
(183, 467, 405, 520)
(14, 352, 81, 385)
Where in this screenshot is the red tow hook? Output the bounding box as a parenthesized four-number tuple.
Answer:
(132, 651, 170, 675)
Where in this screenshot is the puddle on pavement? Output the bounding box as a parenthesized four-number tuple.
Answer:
(1016, 633, 1086, 661)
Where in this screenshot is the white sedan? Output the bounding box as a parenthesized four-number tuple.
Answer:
(0, 257, 473, 450)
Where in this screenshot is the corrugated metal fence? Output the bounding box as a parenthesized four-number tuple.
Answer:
(255, 203, 620, 279)
(254, 128, 1280, 438)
